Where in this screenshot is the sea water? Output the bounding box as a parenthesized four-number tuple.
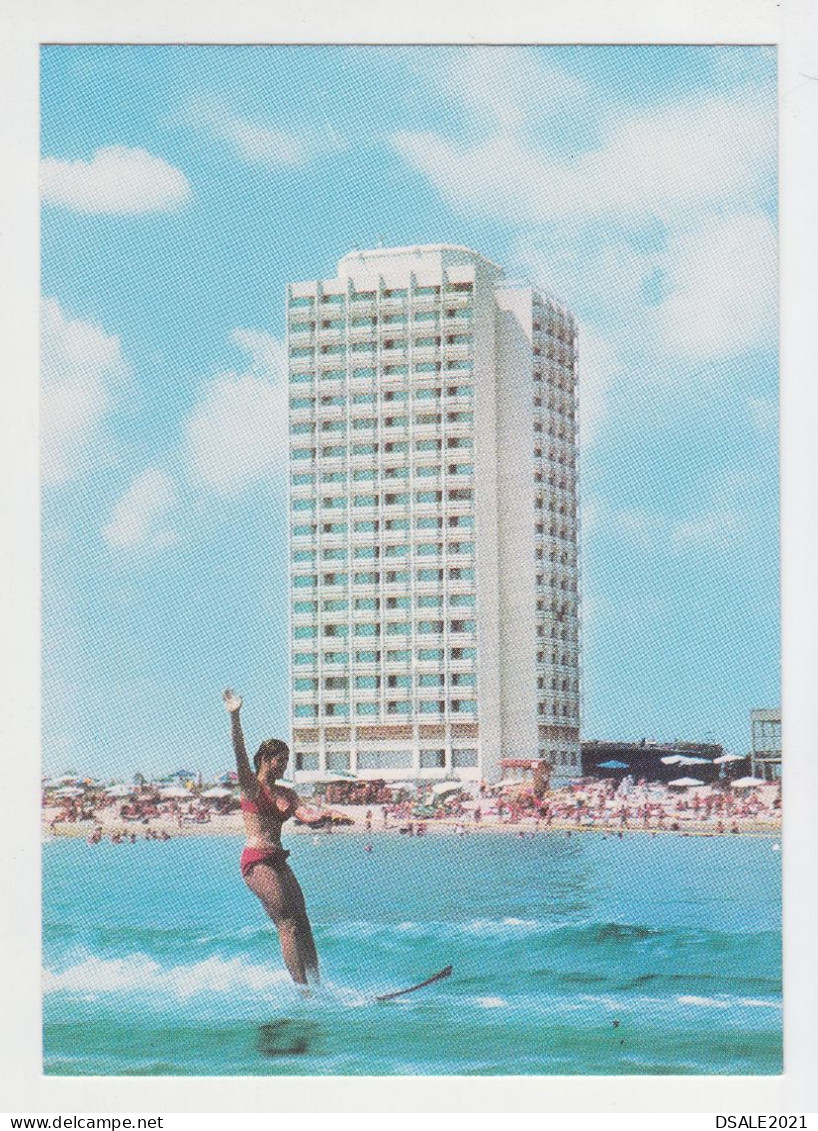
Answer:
(42, 832, 782, 1075)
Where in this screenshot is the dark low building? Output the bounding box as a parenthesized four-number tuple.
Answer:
(580, 739, 751, 784)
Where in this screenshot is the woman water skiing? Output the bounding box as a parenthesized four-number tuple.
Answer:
(223, 688, 319, 986)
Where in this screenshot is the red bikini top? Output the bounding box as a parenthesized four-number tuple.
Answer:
(240, 784, 296, 818)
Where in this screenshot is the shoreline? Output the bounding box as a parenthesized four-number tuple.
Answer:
(42, 808, 782, 842)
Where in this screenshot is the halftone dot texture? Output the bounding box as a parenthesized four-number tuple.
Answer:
(41, 46, 779, 1075)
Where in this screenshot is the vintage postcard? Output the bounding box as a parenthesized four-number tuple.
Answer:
(36, 41, 786, 1081)
(0, 1, 811, 1112)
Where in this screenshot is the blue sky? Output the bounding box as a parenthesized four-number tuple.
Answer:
(40, 45, 778, 780)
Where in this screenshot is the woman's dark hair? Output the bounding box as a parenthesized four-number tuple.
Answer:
(253, 739, 290, 773)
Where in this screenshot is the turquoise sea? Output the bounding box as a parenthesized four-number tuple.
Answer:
(42, 832, 782, 1075)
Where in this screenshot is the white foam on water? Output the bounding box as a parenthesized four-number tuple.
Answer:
(677, 995, 731, 1008)
(43, 950, 292, 1000)
(475, 996, 508, 1008)
(739, 998, 782, 1010)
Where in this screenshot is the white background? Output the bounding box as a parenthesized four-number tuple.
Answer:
(1, 0, 816, 1116)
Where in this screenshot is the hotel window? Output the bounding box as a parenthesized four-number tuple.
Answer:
(292, 549, 316, 563)
(289, 372, 314, 385)
(419, 648, 444, 662)
(386, 649, 412, 663)
(294, 704, 318, 718)
(353, 366, 376, 379)
(322, 522, 347, 536)
(324, 650, 349, 665)
(419, 672, 444, 687)
(354, 571, 378, 585)
(290, 397, 314, 410)
(450, 619, 477, 637)
(386, 673, 412, 689)
(451, 672, 476, 687)
(416, 439, 441, 452)
(353, 468, 376, 482)
(414, 285, 440, 297)
(322, 572, 348, 586)
(355, 675, 380, 689)
(416, 465, 441, 478)
(417, 543, 442, 558)
(326, 751, 351, 772)
(352, 443, 377, 457)
(356, 702, 379, 716)
(385, 570, 410, 584)
(293, 652, 317, 665)
(324, 675, 349, 690)
(295, 750, 319, 770)
(357, 749, 412, 770)
(414, 388, 441, 401)
(417, 594, 442, 608)
(450, 593, 475, 608)
(293, 677, 318, 692)
(386, 595, 410, 610)
(384, 544, 409, 559)
(449, 567, 474, 581)
(416, 491, 442, 504)
(325, 703, 349, 717)
(321, 445, 346, 458)
(354, 597, 379, 611)
(292, 600, 318, 615)
(384, 492, 409, 506)
(294, 625, 318, 639)
(419, 701, 444, 715)
(354, 623, 380, 637)
(292, 524, 316, 538)
(355, 649, 380, 663)
(418, 620, 444, 635)
(323, 599, 348, 613)
(387, 701, 411, 715)
(386, 621, 411, 636)
(417, 516, 442, 531)
(414, 362, 441, 374)
(420, 749, 446, 769)
(452, 748, 478, 767)
(354, 495, 377, 508)
(451, 647, 476, 660)
(293, 575, 318, 589)
(289, 296, 315, 309)
(354, 546, 378, 560)
(292, 423, 315, 436)
(417, 568, 443, 582)
(451, 700, 477, 714)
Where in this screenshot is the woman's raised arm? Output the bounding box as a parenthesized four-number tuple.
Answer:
(222, 689, 257, 798)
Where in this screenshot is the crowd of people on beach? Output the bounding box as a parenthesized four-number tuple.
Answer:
(42, 772, 781, 842)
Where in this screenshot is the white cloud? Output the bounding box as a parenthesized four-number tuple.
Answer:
(391, 90, 773, 229)
(748, 395, 778, 437)
(440, 48, 588, 134)
(655, 212, 777, 360)
(183, 96, 346, 168)
(41, 297, 130, 485)
(576, 323, 622, 447)
(670, 509, 747, 552)
(103, 468, 179, 551)
(41, 146, 191, 214)
(184, 329, 287, 496)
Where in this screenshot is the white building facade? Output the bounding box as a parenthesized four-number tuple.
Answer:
(286, 245, 581, 787)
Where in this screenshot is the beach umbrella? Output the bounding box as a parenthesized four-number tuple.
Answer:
(730, 776, 766, 789)
(597, 760, 629, 770)
(676, 756, 709, 766)
(432, 781, 464, 795)
(713, 753, 745, 764)
(54, 786, 83, 796)
(201, 787, 232, 798)
(660, 756, 682, 765)
(159, 786, 190, 799)
(667, 777, 705, 788)
(387, 781, 418, 792)
(105, 784, 133, 797)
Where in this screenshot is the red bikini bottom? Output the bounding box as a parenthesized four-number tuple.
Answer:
(240, 845, 291, 878)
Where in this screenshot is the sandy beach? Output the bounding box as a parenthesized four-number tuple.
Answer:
(42, 796, 782, 841)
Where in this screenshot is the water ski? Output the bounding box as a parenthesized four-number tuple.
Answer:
(375, 964, 453, 1002)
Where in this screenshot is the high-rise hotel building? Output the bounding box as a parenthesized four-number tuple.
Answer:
(287, 245, 581, 787)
